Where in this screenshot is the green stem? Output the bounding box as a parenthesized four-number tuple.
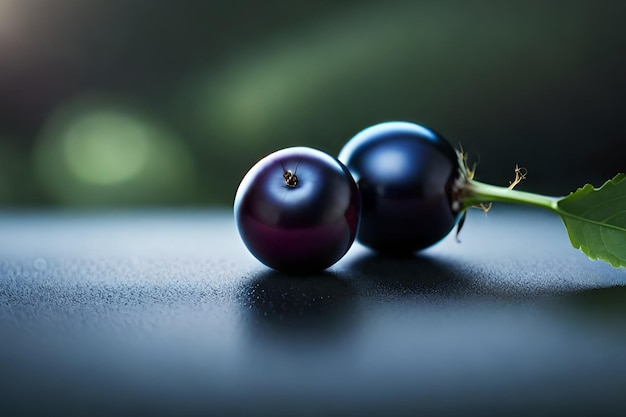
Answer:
(462, 180, 560, 212)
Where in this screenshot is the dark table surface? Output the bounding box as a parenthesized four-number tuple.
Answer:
(1, 207, 625, 417)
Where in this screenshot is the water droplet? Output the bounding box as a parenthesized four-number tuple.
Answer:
(33, 258, 48, 271)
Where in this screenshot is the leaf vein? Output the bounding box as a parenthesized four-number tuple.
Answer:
(558, 211, 626, 233)
(577, 194, 626, 218)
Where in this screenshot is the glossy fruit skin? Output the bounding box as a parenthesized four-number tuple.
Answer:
(234, 147, 361, 272)
(338, 121, 461, 254)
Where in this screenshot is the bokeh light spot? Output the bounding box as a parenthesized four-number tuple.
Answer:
(34, 96, 198, 206)
(62, 111, 150, 185)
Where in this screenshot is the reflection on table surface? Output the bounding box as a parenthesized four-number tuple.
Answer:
(1, 208, 624, 416)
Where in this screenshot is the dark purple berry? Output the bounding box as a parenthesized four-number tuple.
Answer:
(234, 147, 361, 272)
(338, 121, 461, 254)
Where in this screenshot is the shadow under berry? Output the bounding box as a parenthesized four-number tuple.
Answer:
(239, 270, 357, 344)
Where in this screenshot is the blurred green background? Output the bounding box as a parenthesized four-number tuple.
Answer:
(0, 0, 624, 208)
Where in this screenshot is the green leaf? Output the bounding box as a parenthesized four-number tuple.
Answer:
(557, 173, 626, 267)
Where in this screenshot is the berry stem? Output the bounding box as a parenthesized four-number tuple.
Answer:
(461, 179, 559, 213)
